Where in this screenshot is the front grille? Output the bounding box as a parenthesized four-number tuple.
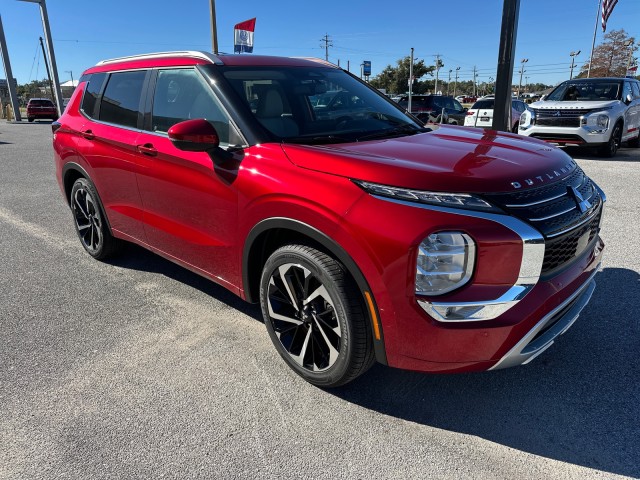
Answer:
(532, 108, 592, 128)
(529, 133, 585, 144)
(536, 117, 581, 127)
(483, 167, 603, 275)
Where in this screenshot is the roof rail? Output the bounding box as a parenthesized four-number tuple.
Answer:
(293, 57, 339, 68)
(96, 51, 223, 66)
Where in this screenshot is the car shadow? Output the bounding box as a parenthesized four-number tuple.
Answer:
(566, 146, 640, 162)
(329, 267, 639, 478)
(106, 244, 263, 322)
(104, 246, 639, 476)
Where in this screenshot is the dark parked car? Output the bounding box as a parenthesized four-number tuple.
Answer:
(26, 98, 58, 122)
(397, 95, 467, 125)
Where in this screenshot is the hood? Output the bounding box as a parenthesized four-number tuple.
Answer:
(281, 125, 577, 194)
(530, 100, 618, 110)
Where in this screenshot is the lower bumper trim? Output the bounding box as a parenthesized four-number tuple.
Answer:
(489, 265, 599, 370)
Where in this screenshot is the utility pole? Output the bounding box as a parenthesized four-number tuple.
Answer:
(18, 0, 63, 115)
(39, 37, 54, 101)
(492, 0, 520, 132)
(0, 14, 22, 121)
(66, 70, 73, 85)
(321, 34, 332, 62)
(209, 0, 218, 54)
(347, 60, 350, 72)
(569, 50, 580, 79)
(517, 58, 528, 96)
(472, 66, 478, 97)
(434, 54, 441, 94)
(408, 47, 414, 114)
(447, 69, 452, 95)
(453, 66, 460, 97)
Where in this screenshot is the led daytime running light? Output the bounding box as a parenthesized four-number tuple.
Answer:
(355, 180, 497, 211)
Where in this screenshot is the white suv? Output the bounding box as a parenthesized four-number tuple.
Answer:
(518, 77, 640, 157)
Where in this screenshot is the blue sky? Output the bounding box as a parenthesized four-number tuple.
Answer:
(1, 0, 638, 88)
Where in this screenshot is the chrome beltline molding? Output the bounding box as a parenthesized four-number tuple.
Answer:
(373, 196, 545, 322)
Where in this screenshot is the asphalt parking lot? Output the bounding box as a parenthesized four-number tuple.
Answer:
(1, 122, 639, 479)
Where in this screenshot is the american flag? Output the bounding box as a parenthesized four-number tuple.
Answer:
(601, 0, 618, 32)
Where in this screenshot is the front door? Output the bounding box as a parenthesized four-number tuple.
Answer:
(134, 67, 241, 290)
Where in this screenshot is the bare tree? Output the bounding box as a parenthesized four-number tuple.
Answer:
(578, 29, 637, 78)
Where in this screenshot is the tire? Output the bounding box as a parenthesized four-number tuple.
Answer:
(70, 178, 123, 260)
(28, 117, 34, 123)
(260, 244, 375, 387)
(598, 122, 622, 157)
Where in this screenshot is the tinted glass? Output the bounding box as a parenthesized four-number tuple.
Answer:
(472, 99, 494, 109)
(151, 68, 230, 143)
(99, 71, 146, 128)
(632, 81, 640, 99)
(29, 99, 54, 106)
(546, 80, 622, 101)
(81, 72, 106, 119)
(220, 66, 422, 143)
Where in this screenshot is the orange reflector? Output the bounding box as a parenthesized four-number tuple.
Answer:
(364, 291, 381, 340)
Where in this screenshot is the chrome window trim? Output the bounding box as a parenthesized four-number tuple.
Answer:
(373, 196, 545, 322)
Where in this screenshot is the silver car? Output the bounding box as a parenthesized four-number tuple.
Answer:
(518, 77, 640, 157)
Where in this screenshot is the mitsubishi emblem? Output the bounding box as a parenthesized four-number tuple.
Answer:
(568, 186, 591, 213)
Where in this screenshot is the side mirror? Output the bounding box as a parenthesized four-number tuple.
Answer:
(463, 107, 468, 113)
(625, 93, 633, 105)
(168, 119, 220, 152)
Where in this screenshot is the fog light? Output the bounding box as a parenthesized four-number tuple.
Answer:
(416, 232, 475, 295)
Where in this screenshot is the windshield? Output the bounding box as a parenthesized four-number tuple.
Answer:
(546, 80, 622, 101)
(217, 66, 424, 144)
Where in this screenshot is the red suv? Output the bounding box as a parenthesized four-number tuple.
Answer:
(27, 98, 58, 122)
(52, 52, 605, 387)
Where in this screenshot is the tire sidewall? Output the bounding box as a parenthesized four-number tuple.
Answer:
(259, 246, 354, 387)
(70, 178, 109, 259)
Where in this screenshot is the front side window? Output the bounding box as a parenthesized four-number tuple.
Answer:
(151, 68, 230, 143)
(99, 70, 146, 128)
(622, 81, 633, 101)
(81, 72, 107, 119)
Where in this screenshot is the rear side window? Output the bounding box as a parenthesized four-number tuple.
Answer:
(99, 71, 146, 129)
(473, 99, 494, 109)
(81, 72, 107, 118)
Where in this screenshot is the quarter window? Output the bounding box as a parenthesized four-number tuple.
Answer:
(81, 72, 106, 119)
(151, 68, 230, 143)
(99, 71, 146, 129)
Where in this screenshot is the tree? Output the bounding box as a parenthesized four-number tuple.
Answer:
(369, 56, 435, 94)
(577, 29, 637, 78)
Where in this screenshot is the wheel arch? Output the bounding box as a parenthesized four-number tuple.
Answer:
(61, 162, 115, 234)
(243, 217, 388, 365)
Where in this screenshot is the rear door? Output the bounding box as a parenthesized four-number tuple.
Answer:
(622, 81, 640, 142)
(76, 70, 148, 242)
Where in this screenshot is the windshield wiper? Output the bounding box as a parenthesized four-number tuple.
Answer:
(356, 125, 430, 142)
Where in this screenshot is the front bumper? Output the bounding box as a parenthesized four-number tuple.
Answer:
(519, 124, 610, 146)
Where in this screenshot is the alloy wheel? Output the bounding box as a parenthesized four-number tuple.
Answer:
(266, 263, 342, 372)
(72, 186, 103, 254)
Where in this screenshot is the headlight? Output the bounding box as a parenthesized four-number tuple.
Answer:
(354, 181, 500, 212)
(519, 109, 533, 128)
(416, 232, 475, 295)
(581, 113, 609, 131)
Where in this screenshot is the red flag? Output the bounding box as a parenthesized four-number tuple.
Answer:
(601, 0, 618, 32)
(234, 18, 256, 53)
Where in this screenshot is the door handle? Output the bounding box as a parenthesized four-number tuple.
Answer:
(137, 143, 158, 157)
(81, 129, 95, 140)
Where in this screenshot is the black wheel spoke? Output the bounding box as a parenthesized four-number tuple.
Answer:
(266, 262, 342, 373)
